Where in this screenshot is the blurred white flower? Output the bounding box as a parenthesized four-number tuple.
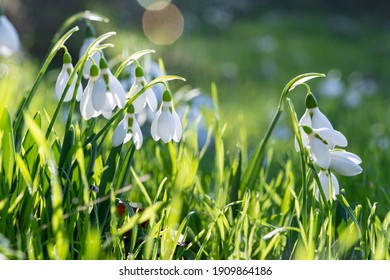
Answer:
(316, 170, 340, 201)
(55, 51, 82, 102)
(151, 90, 182, 143)
(0, 14, 20, 57)
(79, 23, 100, 79)
(318, 69, 344, 98)
(130, 66, 157, 114)
(112, 106, 143, 149)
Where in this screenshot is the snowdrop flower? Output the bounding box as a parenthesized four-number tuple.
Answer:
(131, 66, 157, 114)
(55, 50, 82, 102)
(151, 90, 182, 143)
(301, 125, 347, 169)
(80, 64, 105, 120)
(316, 170, 340, 201)
(112, 105, 143, 149)
(296, 93, 334, 150)
(79, 22, 100, 79)
(0, 8, 20, 57)
(329, 150, 362, 176)
(92, 57, 126, 111)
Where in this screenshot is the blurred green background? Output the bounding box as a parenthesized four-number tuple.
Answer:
(2, 0, 390, 214)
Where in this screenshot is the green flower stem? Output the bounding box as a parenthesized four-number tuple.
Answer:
(241, 73, 325, 191)
(113, 49, 155, 78)
(13, 26, 79, 136)
(48, 11, 109, 56)
(286, 97, 308, 231)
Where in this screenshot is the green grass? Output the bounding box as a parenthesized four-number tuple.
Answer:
(0, 10, 389, 260)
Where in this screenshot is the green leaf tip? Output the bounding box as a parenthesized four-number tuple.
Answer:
(283, 73, 326, 98)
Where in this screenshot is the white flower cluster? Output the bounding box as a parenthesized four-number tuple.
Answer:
(296, 93, 362, 201)
(54, 24, 182, 150)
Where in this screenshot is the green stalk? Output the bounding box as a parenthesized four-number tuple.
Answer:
(240, 73, 325, 191)
(13, 27, 79, 136)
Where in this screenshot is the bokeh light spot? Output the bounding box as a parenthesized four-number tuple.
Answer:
(142, 3, 184, 45)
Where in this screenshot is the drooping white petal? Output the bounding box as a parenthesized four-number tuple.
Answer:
(131, 91, 146, 114)
(299, 109, 312, 126)
(104, 91, 116, 111)
(295, 110, 311, 151)
(158, 106, 175, 143)
(0, 15, 20, 57)
(151, 109, 161, 141)
(112, 116, 129, 147)
(330, 150, 363, 176)
(132, 119, 143, 150)
(75, 79, 83, 101)
(316, 171, 339, 201)
(172, 108, 182, 142)
(55, 64, 72, 101)
(315, 127, 348, 148)
(295, 127, 309, 152)
(80, 81, 99, 120)
(145, 88, 158, 112)
(310, 136, 331, 169)
(101, 109, 112, 119)
(91, 77, 107, 111)
(55, 64, 83, 102)
(109, 74, 126, 108)
(311, 107, 333, 129)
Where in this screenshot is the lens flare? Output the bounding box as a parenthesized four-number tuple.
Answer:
(142, 3, 184, 45)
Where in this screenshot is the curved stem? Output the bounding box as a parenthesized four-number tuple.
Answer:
(13, 27, 79, 136)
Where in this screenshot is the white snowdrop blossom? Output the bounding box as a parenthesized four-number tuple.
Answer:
(151, 90, 182, 143)
(79, 23, 100, 79)
(91, 57, 126, 113)
(130, 66, 157, 114)
(316, 170, 340, 201)
(301, 125, 347, 169)
(80, 64, 105, 120)
(295, 93, 334, 152)
(112, 105, 143, 149)
(0, 13, 20, 57)
(55, 51, 82, 102)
